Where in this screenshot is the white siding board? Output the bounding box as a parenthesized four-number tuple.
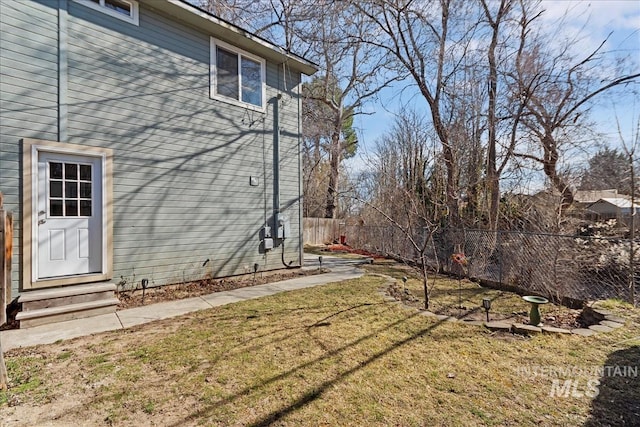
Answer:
(0, 39, 58, 65)
(0, 8, 58, 39)
(1, 117, 59, 134)
(0, 104, 58, 124)
(0, 97, 59, 114)
(1, 75, 59, 96)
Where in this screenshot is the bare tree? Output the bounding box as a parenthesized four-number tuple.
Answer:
(480, 0, 515, 228)
(301, 2, 398, 218)
(353, 0, 474, 226)
(510, 8, 640, 209)
(301, 78, 358, 217)
(579, 147, 632, 193)
(358, 110, 445, 308)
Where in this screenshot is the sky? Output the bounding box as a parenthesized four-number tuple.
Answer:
(348, 0, 640, 188)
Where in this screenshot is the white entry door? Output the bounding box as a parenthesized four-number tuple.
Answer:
(37, 151, 103, 279)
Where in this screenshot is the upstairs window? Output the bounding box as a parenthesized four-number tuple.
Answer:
(211, 39, 265, 110)
(73, 0, 139, 25)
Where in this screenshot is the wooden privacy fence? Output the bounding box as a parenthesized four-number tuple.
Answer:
(303, 218, 347, 245)
(0, 192, 12, 389)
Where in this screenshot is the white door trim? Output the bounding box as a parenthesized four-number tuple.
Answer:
(22, 138, 114, 290)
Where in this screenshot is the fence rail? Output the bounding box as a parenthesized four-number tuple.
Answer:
(342, 225, 638, 304)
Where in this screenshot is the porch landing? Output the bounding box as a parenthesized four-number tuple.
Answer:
(15, 282, 119, 328)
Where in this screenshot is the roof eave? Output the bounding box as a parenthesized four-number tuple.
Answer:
(140, 0, 318, 76)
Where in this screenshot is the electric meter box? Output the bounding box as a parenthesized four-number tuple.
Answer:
(276, 214, 290, 239)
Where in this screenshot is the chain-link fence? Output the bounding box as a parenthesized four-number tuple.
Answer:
(344, 226, 638, 304)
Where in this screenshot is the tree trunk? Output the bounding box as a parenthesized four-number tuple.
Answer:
(486, 25, 500, 229)
(324, 130, 342, 218)
(542, 134, 574, 209)
(422, 254, 430, 310)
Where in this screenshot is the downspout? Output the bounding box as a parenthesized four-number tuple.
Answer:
(58, 0, 68, 142)
(274, 94, 294, 268)
(274, 64, 297, 269)
(273, 93, 281, 226)
(297, 73, 304, 267)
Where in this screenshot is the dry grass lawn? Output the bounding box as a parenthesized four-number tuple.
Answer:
(1, 263, 639, 426)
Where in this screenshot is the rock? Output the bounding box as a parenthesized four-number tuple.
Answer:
(484, 321, 512, 332)
(512, 323, 542, 335)
(604, 315, 626, 324)
(541, 326, 571, 334)
(589, 324, 613, 333)
(600, 320, 624, 329)
(420, 311, 439, 317)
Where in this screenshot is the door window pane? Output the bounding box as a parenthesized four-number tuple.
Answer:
(50, 181, 63, 198)
(80, 182, 92, 198)
(50, 162, 63, 179)
(65, 181, 78, 198)
(80, 164, 92, 181)
(65, 200, 78, 216)
(48, 161, 94, 217)
(65, 163, 78, 180)
(50, 200, 63, 216)
(80, 200, 92, 216)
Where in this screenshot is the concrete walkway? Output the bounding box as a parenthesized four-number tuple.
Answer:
(1, 254, 367, 351)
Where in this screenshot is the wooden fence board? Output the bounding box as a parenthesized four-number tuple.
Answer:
(0, 191, 10, 389)
(0, 192, 12, 327)
(303, 218, 344, 245)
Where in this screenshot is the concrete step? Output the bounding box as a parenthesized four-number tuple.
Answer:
(16, 282, 119, 328)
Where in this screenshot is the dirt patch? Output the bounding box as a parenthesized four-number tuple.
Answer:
(117, 268, 328, 310)
(385, 282, 584, 330)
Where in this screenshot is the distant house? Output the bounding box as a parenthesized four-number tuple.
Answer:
(0, 0, 316, 326)
(586, 198, 640, 222)
(574, 189, 621, 208)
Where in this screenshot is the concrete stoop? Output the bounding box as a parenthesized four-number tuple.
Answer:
(15, 282, 119, 328)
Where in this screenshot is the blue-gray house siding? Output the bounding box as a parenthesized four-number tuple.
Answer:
(0, 0, 315, 300)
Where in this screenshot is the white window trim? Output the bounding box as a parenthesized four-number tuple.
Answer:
(210, 38, 267, 111)
(72, 0, 140, 26)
